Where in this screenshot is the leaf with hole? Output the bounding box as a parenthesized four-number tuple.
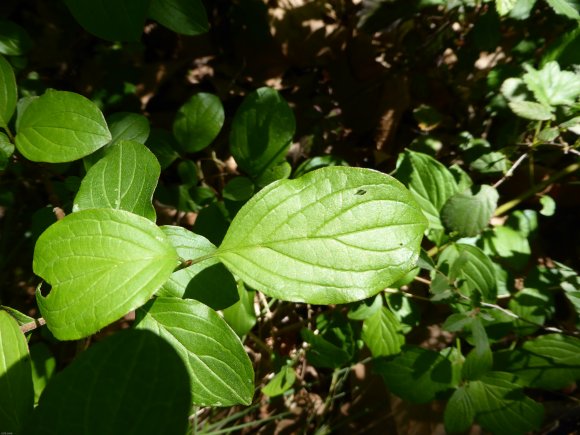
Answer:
(217, 167, 427, 304)
(25, 329, 191, 435)
(136, 297, 254, 406)
(15, 89, 111, 163)
(34, 209, 178, 340)
(74, 140, 160, 221)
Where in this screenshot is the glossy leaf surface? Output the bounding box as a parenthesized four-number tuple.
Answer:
(218, 167, 427, 304)
(15, 90, 111, 162)
(74, 140, 160, 221)
(173, 93, 224, 152)
(136, 297, 254, 406)
(34, 209, 178, 340)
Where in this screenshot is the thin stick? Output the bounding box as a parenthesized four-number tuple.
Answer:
(20, 317, 46, 333)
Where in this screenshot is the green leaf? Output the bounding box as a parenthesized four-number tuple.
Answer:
(481, 226, 531, 271)
(545, 0, 580, 18)
(539, 195, 556, 216)
(157, 226, 238, 310)
(468, 372, 544, 434)
(74, 141, 160, 221)
(29, 342, 56, 404)
(222, 282, 257, 337)
(173, 93, 224, 152)
(348, 294, 383, 320)
(301, 324, 353, 369)
(0, 19, 33, 56)
(494, 334, 580, 389)
(34, 209, 178, 340)
(508, 100, 553, 120)
(462, 317, 493, 380)
(0, 132, 14, 170)
(15, 89, 111, 163)
(0, 54, 17, 129)
(136, 297, 254, 406)
(441, 185, 498, 237)
(375, 346, 455, 403)
(230, 87, 295, 178)
(217, 167, 427, 304)
(0, 311, 33, 432)
(108, 112, 150, 146)
(496, 0, 517, 15)
(508, 288, 550, 335)
(25, 329, 191, 435)
(262, 365, 296, 397)
(223, 176, 255, 202)
(395, 150, 459, 230)
(444, 387, 475, 434)
(148, 0, 209, 35)
(450, 244, 497, 302)
(523, 61, 580, 106)
(63, 0, 151, 41)
(362, 307, 405, 357)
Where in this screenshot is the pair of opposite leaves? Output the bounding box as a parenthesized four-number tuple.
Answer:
(34, 166, 427, 340)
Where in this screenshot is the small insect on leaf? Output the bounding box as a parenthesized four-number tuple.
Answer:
(355, 189, 367, 195)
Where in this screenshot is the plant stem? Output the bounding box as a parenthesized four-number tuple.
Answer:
(20, 317, 46, 333)
(494, 161, 580, 217)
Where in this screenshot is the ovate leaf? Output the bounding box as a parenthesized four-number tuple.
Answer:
(450, 244, 497, 302)
(362, 307, 405, 357)
(107, 112, 150, 146)
(74, 141, 160, 221)
(173, 93, 224, 152)
(262, 366, 296, 397)
(63, 0, 151, 41)
(25, 330, 191, 435)
(441, 185, 498, 237)
(545, 0, 580, 18)
(395, 150, 459, 230)
(230, 87, 295, 178)
(15, 89, 111, 163)
(34, 209, 178, 340)
(0, 54, 17, 129)
(136, 297, 254, 406)
(0, 311, 33, 432)
(0, 19, 33, 56)
(375, 346, 454, 403)
(494, 334, 580, 389)
(158, 226, 238, 310)
(217, 167, 427, 304)
(508, 100, 553, 120)
(468, 372, 544, 434)
(149, 0, 209, 36)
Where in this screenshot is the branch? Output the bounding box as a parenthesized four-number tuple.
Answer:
(20, 317, 46, 333)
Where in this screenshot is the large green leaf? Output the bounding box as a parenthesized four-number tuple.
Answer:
(230, 87, 295, 178)
(217, 167, 427, 304)
(0, 311, 33, 432)
(395, 150, 459, 230)
(63, 0, 151, 41)
(450, 244, 497, 302)
(494, 334, 580, 389)
(136, 297, 254, 406)
(441, 185, 498, 237)
(361, 307, 404, 357)
(375, 346, 455, 403)
(0, 54, 17, 129)
(157, 226, 238, 310)
(15, 89, 111, 163)
(149, 0, 209, 35)
(468, 372, 544, 434)
(34, 209, 178, 340)
(173, 93, 224, 152)
(545, 0, 580, 18)
(25, 329, 191, 435)
(74, 141, 160, 221)
(523, 61, 580, 106)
